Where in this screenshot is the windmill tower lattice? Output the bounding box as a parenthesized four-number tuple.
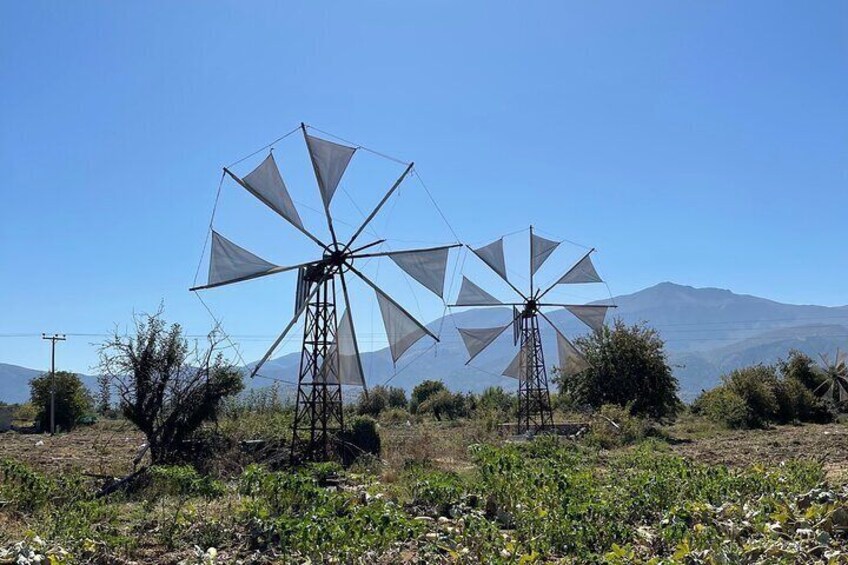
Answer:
(192, 124, 458, 463)
(452, 227, 613, 434)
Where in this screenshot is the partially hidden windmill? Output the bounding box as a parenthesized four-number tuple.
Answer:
(191, 124, 459, 463)
(451, 227, 613, 434)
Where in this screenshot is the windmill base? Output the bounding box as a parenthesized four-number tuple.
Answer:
(289, 276, 345, 464)
(517, 314, 554, 434)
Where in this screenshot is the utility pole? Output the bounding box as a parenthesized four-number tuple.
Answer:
(41, 334, 66, 435)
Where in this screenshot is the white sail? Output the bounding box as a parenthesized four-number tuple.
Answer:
(208, 231, 278, 287)
(375, 287, 429, 363)
(531, 233, 560, 275)
(556, 331, 590, 376)
(238, 153, 304, 230)
(565, 305, 610, 332)
(305, 133, 356, 207)
(455, 276, 502, 306)
(388, 246, 450, 298)
(557, 253, 602, 285)
(458, 325, 510, 362)
(470, 238, 509, 282)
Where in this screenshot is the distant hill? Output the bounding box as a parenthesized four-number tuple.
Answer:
(254, 282, 848, 401)
(5, 282, 848, 403)
(0, 364, 98, 405)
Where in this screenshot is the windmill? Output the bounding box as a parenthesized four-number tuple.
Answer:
(451, 227, 613, 434)
(191, 124, 459, 463)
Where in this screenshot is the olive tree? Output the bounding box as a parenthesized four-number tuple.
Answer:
(98, 310, 243, 464)
(556, 319, 681, 420)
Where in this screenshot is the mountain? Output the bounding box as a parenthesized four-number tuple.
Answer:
(4, 283, 848, 404)
(253, 282, 848, 402)
(0, 364, 99, 405)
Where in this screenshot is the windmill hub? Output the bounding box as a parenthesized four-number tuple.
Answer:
(523, 299, 538, 317)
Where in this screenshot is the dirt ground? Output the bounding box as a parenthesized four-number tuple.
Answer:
(1, 419, 847, 480)
(667, 422, 848, 480)
(0, 420, 145, 477)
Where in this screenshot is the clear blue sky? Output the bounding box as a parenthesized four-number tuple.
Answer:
(1, 1, 846, 374)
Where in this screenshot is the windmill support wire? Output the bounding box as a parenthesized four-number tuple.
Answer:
(289, 274, 345, 464)
(517, 312, 554, 434)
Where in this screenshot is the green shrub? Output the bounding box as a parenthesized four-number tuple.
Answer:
(29, 371, 93, 432)
(379, 407, 412, 425)
(587, 403, 648, 448)
(418, 389, 468, 421)
(695, 364, 835, 429)
(409, 380, 447, 414)
(692, 386, 750, 429)
(340, 415, 381, 464)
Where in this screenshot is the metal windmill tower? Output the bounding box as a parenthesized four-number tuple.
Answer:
(191, 124, 458, 463)
(452, 227, 613, 434)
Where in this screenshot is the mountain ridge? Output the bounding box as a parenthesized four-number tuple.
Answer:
(4, 282, 848, 403)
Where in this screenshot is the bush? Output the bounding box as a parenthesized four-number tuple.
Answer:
(356, 385, 407, 417)
(692, 386, 750, 429)
(409, 380, 447, 414)
(559, 320, 681, 420)
(340, 416, 381, 464)
(98, 310, 244, 464)
(587, 404, 648, 448)
(417, 389, 468, 421)
(29, 371, 93, 433)
(379, 407, 412, 425)
(694, 364, 834, 429)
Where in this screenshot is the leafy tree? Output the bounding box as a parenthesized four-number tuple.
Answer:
(98, 310, 243, 464)
(557, 320, 681, 420)
(418, 389, 468, 421)
(29, 371, 93, 432)
(357, 387, 388, 417)
(409, 380, 448, 414)
(386, 386, 408, 409)
(779, 350, 826, 392)
(693, 363, 832, 429)
(478, 386, 515, 415)
(356, 385, 407, 417)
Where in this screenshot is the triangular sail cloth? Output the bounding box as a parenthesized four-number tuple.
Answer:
(565, 305, 610, 332)
(375, 288, 429, 363)
(305, 133, 356, 207)
(388, 247, 450, 298)
(458, 325, 510, 363)
(556, 331, 590, 376)
(557, 253, 602, 285)
(455, 277, 502, 306)
(208, 231, 278, 287)
(531, 233, 560, 275)
(471, 239, 509, 282)
(322, 308, 365, 386)
(237, 154, 304, 230)
(502, 349, 525, 379)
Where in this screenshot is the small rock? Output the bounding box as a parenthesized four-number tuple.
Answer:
(35, 440, 44, 446)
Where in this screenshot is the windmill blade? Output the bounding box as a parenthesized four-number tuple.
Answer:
(458, 325, 511, 364)
(346, 163, 414, 247)
(248, 282, 322, 379)
(453, 276, 503, 306)
(531, 232, 560, 275)
(190, 231, 315, 291)
(333, 269, 367, 388)
(345, 263, 437, 363)
(304, 128, 356, 209)
(355, 244, 461, 298)
(224, 157, 324, 249)
(502, 349, 525, 379)
(538, 311, 590, 377)
(565, 305, 610, 332)
(469, 238, 510, 282)
(538, 249, 601, 300)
